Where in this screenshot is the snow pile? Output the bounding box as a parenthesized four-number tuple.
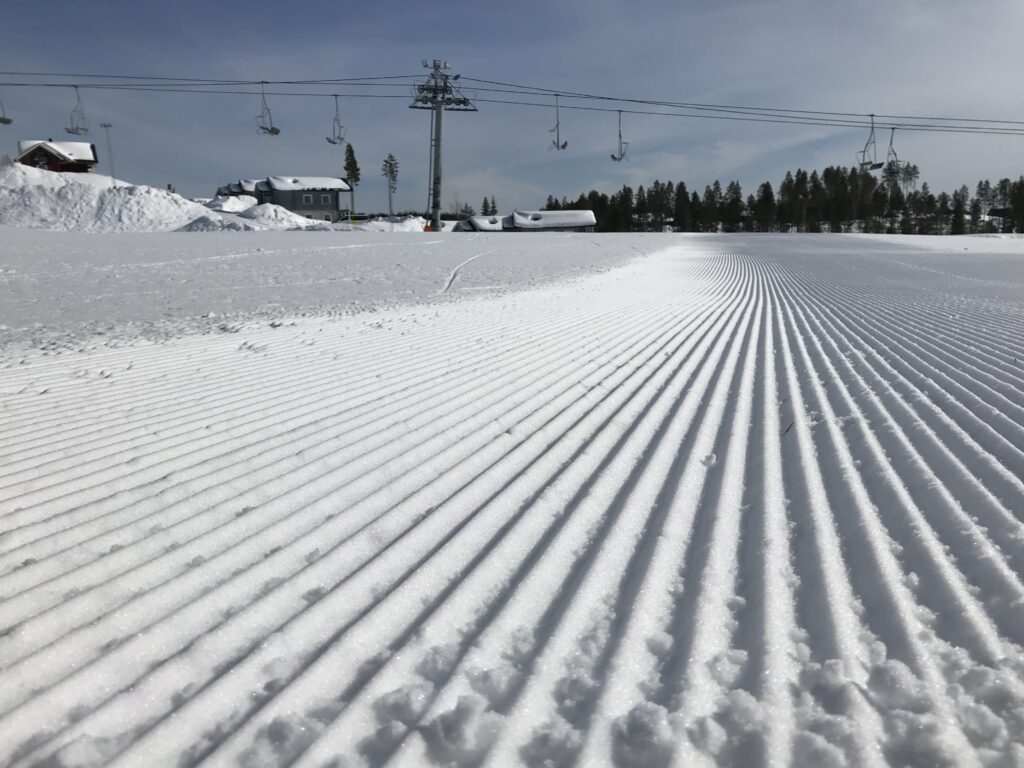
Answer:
(0, 162, 211, 232)
(206, 194, 258, 213)
(178, 214, 261, 232)
(356, 216, 430, 233)
(238, 203, 315, 230)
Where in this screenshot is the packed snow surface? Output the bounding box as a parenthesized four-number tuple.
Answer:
(1, 233, 1024, 768)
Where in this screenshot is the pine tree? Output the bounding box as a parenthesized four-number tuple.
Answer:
(673, 181, 691, 232)
(490, 196, 498, 215)
(380, 153, 399, 218)
(951, 190, 967, 235)
(690, 191, 703, 232)
(635, 186, 648, 231)
(723, 180, 744, 231)
(344, 144, 361, 217)
(754, 181, 776, 232)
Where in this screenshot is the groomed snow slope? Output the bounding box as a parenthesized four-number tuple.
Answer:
(1, 234, 1024, 767)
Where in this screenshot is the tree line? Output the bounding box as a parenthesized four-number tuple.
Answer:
(543, 163, 1024, 234)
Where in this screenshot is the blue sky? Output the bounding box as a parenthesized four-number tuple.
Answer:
(2, 0, 1023, 212)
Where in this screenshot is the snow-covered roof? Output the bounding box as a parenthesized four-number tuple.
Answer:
(465, 215, 505, 232)
(17, 140, 97, 163)
(266, 176, 350, 192)
(511, 210, 596, 230)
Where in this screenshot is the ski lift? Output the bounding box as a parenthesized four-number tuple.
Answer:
(65, 86, 89, 136)
(326, 95, 346, 145)
(856, 114, 883, 171)
(0, 94, 11, 125)
(548, 94, 567, 150)
(611, 110, 629, 161)
(256, 82, 281, 136)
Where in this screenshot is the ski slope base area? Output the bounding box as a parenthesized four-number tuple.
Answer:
(1, 232, 1024, 768)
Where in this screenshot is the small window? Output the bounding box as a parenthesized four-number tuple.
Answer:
(302, 194, 313, 205)
(323, 214, 332, 221)
(321, 194, 331, 205)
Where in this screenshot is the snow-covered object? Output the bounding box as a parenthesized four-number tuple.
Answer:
(237, 203, 315, 230)
(178, 214, 261, 232)
(511, 209, 596, 230)
(266, 176, 350, 192)
(17, 140, 97, 163)
(0, 162, 211, 232)
(206, 194, 258, 213)
(466, 215, 504, 232)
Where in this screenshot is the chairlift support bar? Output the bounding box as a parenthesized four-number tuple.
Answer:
(549, 94, 567, 150)
(256, 82, 280, 136)
(886, 127, 900, 166)
(856, 113, 883, 171)
(0, 93, 11, 125)
(326, 94, 345, 145)
(611, 110, 629, 161)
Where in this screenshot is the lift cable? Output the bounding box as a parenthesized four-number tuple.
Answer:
(3, 71, 1024, 137)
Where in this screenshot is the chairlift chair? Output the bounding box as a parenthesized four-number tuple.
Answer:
(611, 110, 629, 161)
(65, 86, 89, 136)
(326, 95, 346, 145)
(256, 82, 281, 136)
(0, 95, 11, 125)
(548, 94, 567, 150)
(856, 113, 883, 171)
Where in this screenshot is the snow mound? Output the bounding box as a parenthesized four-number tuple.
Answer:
(238, 203, 315, 230)
(356, 216, 430, 233)
(178, 214, 261, 232)
(206, 194, 258, 213)
(0, 162, 211, 233)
